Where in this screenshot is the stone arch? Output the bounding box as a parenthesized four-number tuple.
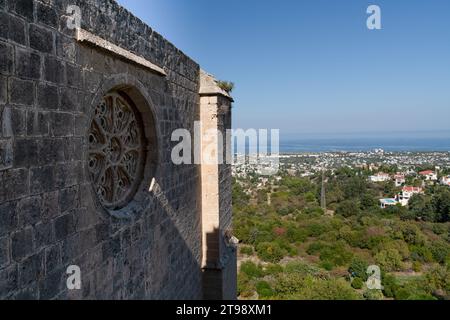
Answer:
(85, 73, 162, 219)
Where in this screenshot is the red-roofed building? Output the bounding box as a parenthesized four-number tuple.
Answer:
(419, 170, 438, 181)
(398, 186, 424, 206)
(394, 173, 406, 187)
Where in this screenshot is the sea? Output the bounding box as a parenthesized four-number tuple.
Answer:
(279, 136, 450, 153)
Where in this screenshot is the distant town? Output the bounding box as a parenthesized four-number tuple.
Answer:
(233, 149, 450, 209)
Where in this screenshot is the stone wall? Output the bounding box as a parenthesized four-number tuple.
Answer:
(199, 72, 236, 300)
(0, 0, 220, 300)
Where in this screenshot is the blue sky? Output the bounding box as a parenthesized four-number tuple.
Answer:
(116, 0, 450, 137)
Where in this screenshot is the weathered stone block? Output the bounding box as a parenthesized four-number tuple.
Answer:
(0, 235, 9, 268)
(30, 165, 55, 194)
(102, 236, 121, 260)
(55, 162, 81, 188)
(66, 64, 83, 88)
(29, 24, 54, 54)
(0, 42, 13, 75)
(38, 267, 63, 300)
(38, 138, 65, 165)
(0, 12, 26, 45)
(44, 56, 65, 84)
(45, 244, 60, 274)
(19, 252, 45, 287)
(14, 138, 38, 168)
(59, 186, 78, 213)
(0, 138, 13, 170)
(63, 137, 83, 161)
(34, 222, 54, 250)
(50, 112, 73, 137)
(26, 110, 50, 136)
(74, 114, 88, 137)
(54, 213, 76, 241)
(17, 196, 42, 227)
(0, 201, 18, 236)
(0, 75, 6, 104)
(56, 34, 77, 62)
(37, 84, 59, 110)
(9, 78, 35, 106)
(60, 87, 79, 112)
(36, 2, 58, 28)
(8, 0, 34, 20)
(0, 168, 29, 202)
(12, 285, 39, 300)
(2, 107, 27, 137)
(41, 191, 59, 221)
(0, 265, 18, 297)
(15, 48, 42, 80)
(11, 227, 34, 261)
(0, 13, 7, 41)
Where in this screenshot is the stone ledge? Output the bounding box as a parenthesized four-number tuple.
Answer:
(199, 70, 234, 101)
(75, 28, 167, 77)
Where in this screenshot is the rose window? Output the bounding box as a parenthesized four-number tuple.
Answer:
(88, 92, 145, 210)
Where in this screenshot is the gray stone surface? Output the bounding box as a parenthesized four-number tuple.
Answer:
(0, 0, 234, 300)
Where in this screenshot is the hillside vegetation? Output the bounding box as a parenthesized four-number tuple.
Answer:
(233, 168, 450, 300)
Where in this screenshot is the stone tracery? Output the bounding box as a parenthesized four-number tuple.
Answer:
(88, 92, 144, 210)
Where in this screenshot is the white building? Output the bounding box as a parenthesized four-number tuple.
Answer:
(394, 173, 406, 187)
(419, 170, 438, 181)
(398, 186, 424, 206)
(369, 172, 391, 183)
(441, 176, 450, 187)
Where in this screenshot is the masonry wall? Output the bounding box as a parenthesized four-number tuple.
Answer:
(0, 0, 203, 299)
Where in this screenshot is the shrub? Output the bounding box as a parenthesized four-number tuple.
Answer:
(217, 80, 234, 93)
(363, 289, 384, 300)
(256, 242, 286, 263)
(306, 242, 326, 256)
(320, 261, 334, 271)
(240, 261, 263, 279)
(351, 277, 364, 289)
(237, 273, 254, 298)
(410, 245, 434, 263)
(336, 200, 360, 217)
(382, 274, 399, 298)
(240, 246, 254, 256)
(375, 249, 405, 272)
(264, 264, 284, 276)
(256, 281, 274, 298)
(306, 223, 329, 237)
(412, 261, 422, 272)
(286, 226, 308, 243)
(348, 257, 369, 281)
(319, 242, 353, 268)
(429, 241, 450, 264)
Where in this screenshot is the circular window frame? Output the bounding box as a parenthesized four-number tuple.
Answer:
(85, 80, 160, 219)
(88, 91, 147, 211)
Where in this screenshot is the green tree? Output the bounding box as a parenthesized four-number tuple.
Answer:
(375, 249, 405, 272)
(336, 200, 360, 217)
(348, 257, 369, 281)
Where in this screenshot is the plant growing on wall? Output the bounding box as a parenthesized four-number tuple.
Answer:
(217, 80, 235, 93)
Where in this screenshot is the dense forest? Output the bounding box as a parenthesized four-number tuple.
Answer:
(233, 167, 450, 300)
